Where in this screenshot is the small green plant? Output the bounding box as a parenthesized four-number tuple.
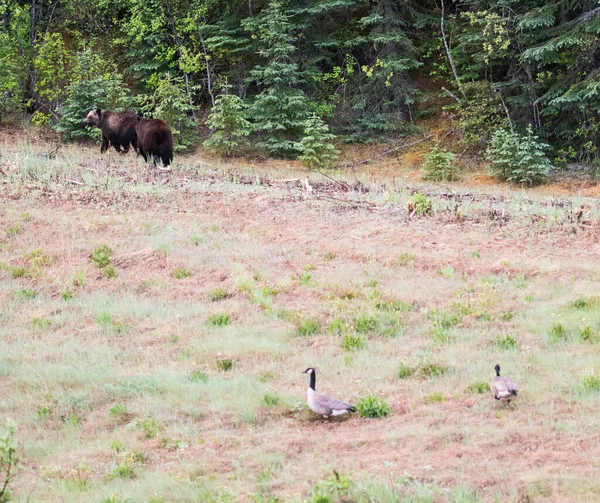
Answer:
(7, 225, 21, 236)
(168, 334, 180, 344)
(262, 393, 280, 406)
(24, 249, 52, 269)
(37, 405, 52, 419)
(61, 287, 74, 300)
(92, 244, 113, 268)
(103, 266, 117, 278)
(10, 266, 27, 278)
(188, 370, 209, 383)
(579, 326, 598, 343)
(397, 363, 415, 379)
(31, 317, 51, 330)
(217, 358, 234, 372)
(108, 463, 136, 479)
(208, 313, 231, 327)
(258, 371, 275, 383)
(580, 374, 600, 393)
(173, 267, 192, 279)
(423, 143, 458, 182)
(136, 418, 163, 439)
(297, 318, 320, 337)
(323, 252, 337, 261)
(14, 288, 36, 300)
(396, 252, 416, 266)
(424, 391, 444, 403)
(340, 334, 365, 351)
(467, 380, 489, 394)
(419, 362, 447, 378)
(72, 270, 86, 287)
(111, 439, 125, 453)
(499, 311, 514, 321)
(496, 334, 518, 350)
(298, 273, 312, 285)
(548, 322, 567, 344)
(356, 395, 391, 418)
(471, 250, 481, 258)
(190, 236, 203, 245)
(296, 113, 340, 169)
(408, 192, 432, 215)
(439, 266, 454, 279)
(571, 296, 600, 310)
(354, 314, 378, 334)
(0, 422, 20, 502)
(109, 404, 128, 417)
(210, 287, 230, 302)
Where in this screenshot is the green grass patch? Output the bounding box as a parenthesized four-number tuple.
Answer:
(136, 418, 164, 439)
(547, 322, 568, 344)
(10, 266, 27, 278)
(496, 334, 518, 350)
(340, 334, 365, 351)
(467, 380, 489, 394)
(188, 370, 209, 383)
(297, 318, 320, 337)
(396, 252, 416, 266)
(262, 393, 280, 406)
(579, 374, 600, 394)
(424, 391, 444, 403)
(210, 287, 230, 302)
(208, 313, 231, 326)
(216, 358, 234, 372)
(14, 288, 36, 300)
(173, 267, 192, 279)
(397, 363, 415, 379)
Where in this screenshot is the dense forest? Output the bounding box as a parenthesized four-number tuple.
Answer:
(1, 0, 600, 170)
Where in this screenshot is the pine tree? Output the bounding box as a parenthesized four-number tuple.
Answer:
(245, 0, 309, 157)
(203, 92, 252, 156)
(296, 114, 339, 169)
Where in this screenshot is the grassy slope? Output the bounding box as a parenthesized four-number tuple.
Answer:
(2, 136, 600, 502)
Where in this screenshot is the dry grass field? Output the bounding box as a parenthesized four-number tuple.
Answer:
(2, 131, 600, 502)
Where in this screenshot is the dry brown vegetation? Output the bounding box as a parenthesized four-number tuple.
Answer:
(2, 131, 600, 502)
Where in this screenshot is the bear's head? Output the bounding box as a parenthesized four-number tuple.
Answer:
(83, 108, 102, 126)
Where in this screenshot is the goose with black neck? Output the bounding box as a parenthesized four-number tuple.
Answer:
(302, 367, 356, 419)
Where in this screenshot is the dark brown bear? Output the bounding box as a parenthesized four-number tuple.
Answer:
(83, 109, 138, 154)
(135, 118, 174, 167)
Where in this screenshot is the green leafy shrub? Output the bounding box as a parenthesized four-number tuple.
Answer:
(579, 326, 599, 343)
(173, 267, 192, 279)
(354, 315, 377, 334)
(92, 245, 113, 269)
(418, 361, 447, 378)
(408, 192, 432, 215)
(356, 395, 391, 418)
(423, 144, 458, 181)
(103, 266, 117, 278)
(10, 266, 27, 279)
(487, 125, 553, 185)
(14, 288, 36, 300)
(424, 391, 444, 403)
(0, 422, 20, 502)
(203, 92, 252, 156)
(136, 418, 163, 439)
(580, 374, 600, 393)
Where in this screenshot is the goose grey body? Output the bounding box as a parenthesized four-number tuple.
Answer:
(303, 368, 356, 419)
(490, 364, 518, 405)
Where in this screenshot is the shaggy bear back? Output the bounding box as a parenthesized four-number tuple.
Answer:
(136, 118, 174, 167)
(83, 109, 138, 154)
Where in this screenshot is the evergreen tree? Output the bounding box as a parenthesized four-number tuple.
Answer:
(203, 92, 252, 156)
(245, 0, 310, 157)
(296, 113, 339, 169)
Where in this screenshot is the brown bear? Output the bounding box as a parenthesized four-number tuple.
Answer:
(83, 109, 138, 154)
(135, 118, 174, 167)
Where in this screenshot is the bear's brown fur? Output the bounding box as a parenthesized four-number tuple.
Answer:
(83, 109, 138, 154)
(135, 118, 174, 167)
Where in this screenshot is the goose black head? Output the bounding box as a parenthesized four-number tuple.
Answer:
(303, 368, 315, 374)
(495, 364, 501, 376)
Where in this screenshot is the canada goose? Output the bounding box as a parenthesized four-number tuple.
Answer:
(490, 364, 518, 405)
(302, 368, 356, 419)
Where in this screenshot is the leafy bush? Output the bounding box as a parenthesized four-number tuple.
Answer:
(10, 266, 26, 279)
(354, 315, 377, 334)
(92, 245, 113, 269)
(580, 374, 600, 393)
(423, 144, 458, 182)
(262, 393, 280, 406)
(548, 322, 567, 344)
(487, 125, 553, 185)
(356, 395, 391, 418)
(397, 363, 415, 379)
(216, 358, 234, 372)
(0, 422, 20, 502)
(408, 192, 432, 215)
(136, 418, 163, 439)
